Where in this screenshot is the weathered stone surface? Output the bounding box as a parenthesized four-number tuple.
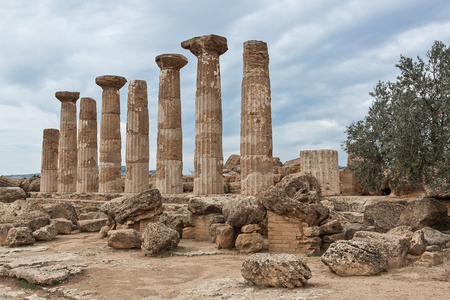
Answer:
(303, 226, 321, 237)
(125, 80, 150, 193)
(78, 212, 108, 220)
(216, 225, 235, 249)
(40, 128, 59, 192)
(421, 226, 450, 246)
(319, 220, 343, 235)
(50, 218, 73, 234)
(182, 227, 195, 239)
(240, 40, 274, 196)
(77, 219, 107, 232)
(421, 251, 443, 266)
(409, 230, 426, 256)
(235, 233, 264, 253)
(398, 198, 448, 230)
(188, 197, 226, 215)
(155, 54, 187, 195)
(223, 196, 266, 227)
(0, 200, 49, 229)
(56, 91, 80, 193)
(141, 222, 180, 255)
(364, 198, 448, 232)
(6, 227, 35, 247)
(0, 176, 19, 187)
(27, 216, 50, 232)
(96, 75, 127, 193)
(353, 231, 410, 269)
(322, 232, 346, 243)
(0, 187, 26, 203)
(241, 224, 261, 233)
(321, 240, 388, 276)
(299, 150, 339, 196)
(100, 189, 163, 224)
(19, 177, 41, 193)
(310, 203, 330, 225)
(363, 200, 407, 233)
(42, 202, 78, 224)
(77, 97, 99, 193)
(158, 213, 184, 235)
(241, 253, 312, 288)
(182, 34, 227, 195)
(7, 264, 82, 285)
(260, 173, 321, 226)
(107, 229, 142, 249)
(224, 154, 240, 171)
(386, 226, 414, 239)
(32, 224, 57, 241)
(0, 224, 12, 246)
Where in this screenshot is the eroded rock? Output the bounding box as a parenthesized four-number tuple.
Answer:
(6, 227, 35, 247)
(235, 233, 264, 253)
(0, 187, 26, 203)
(141, 222, 180, 255)
(241, 253, 312, 288)
(223, 196, 266, 227)
(107, 229, 142, 249)
(321, 240, 388, 276)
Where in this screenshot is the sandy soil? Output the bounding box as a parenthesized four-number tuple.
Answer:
(0, 232, 449, 300)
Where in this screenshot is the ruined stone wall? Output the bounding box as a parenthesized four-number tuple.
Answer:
(267, 211, 302, 253)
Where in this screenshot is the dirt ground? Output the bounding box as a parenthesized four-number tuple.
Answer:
(0, 232, 449, 300)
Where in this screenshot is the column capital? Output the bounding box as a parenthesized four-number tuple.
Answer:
(155, 54, 188, 71)
(181, 34, 228, 57)
(55, 91, 80, 103)
(95, 75, 127, 89)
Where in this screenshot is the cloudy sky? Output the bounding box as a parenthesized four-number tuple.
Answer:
(1, 0, 449, 175)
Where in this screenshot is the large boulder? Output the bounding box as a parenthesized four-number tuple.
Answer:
(188, 197, 226, 215)
(0, 176, 19, 187)
(398, 198, 448, 230)
(235, 233, 265, 253)
(321, 240, 388, 276)
(0, 200, 50, 230)
(42, 202, 78, 224)
(6, 227, 35, 246)
(353, 231, 410, 269)
(364, 198, 448, 233)
(241, 253, 312, 288)
(409, 230, 426, 256)
(421, 226, 450, 247)
(50, 218, 73, 234)
(363, 200, 407, 233)
(141, 222, 180, 255)
(107, 229, 142, 249)
(100, 189, 163, 224)
(223, 196, 266, 227)
(158, 213, 184, 235)
(259, 173, 321, 226)
(32, 224, 57, 241)
(216, 224, 235, 249)
(19, 177, 40, 192)
(0, 187, 26, 203)
(319, 220, 343, 235)
(224, 154, 240, 171)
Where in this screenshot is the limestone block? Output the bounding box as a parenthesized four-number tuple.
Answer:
(216, 225, 235, 249)
(235, 233, 264, 253)
(6, 227, 35, 247)
(77, 219, 107, 232)
(141, 222, 180, 255)
(107, 229, 142, 249)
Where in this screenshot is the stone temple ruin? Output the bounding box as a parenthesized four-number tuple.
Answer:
(0, 34, 449, 290)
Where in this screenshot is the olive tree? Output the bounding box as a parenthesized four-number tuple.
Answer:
(343, 41, 449, 193)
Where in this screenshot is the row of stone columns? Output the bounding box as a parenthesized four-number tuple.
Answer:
(41, 34, 274, 197)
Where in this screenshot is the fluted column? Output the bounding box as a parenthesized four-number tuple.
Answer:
(154, 54, 188, 194)
(181, 34, 227, 195)
(240, 40, 274, 195)
(96, 75, 127, 193)
(125, 80, 149, 193)
(300, 149, 340, 196)
(77, 97, 98, 193)
(56, 91, 79, 193)
(40, 128, 59, 192)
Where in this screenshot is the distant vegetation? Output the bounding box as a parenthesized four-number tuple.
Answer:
(343, 41, 449, 193)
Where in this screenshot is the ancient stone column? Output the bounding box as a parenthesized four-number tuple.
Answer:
(154, 54, 188, 194)
(299, 149, 340, 196)
(240, 40, 274, 196)
(77, 97, 98, 193)
(56, 91, 80, 193)
(125, 80, 149, 193)
(40, 129, 59, 192)
(181, 34, 228, 195)
(96, 75, 127, 193)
